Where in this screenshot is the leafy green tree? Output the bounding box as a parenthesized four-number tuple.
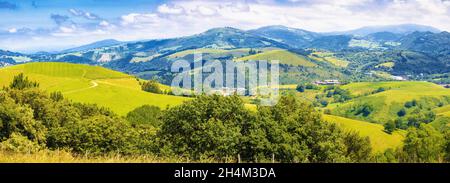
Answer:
(0, 133, 41, 153)
(0, 91, 46, 144)
(50, 91, 64, 102)
(343, 131, 372, 162)
(384, 120, 396, 134)
(47, 115, 140, 155)
(8, 73, 39, 90)
(444, 130, 450, 162)
(158, 95, 250, 161)
(296, 84, 305, 92)
(402, 124, 445, 162)
(252, 95, 369, 163)
(126, 105, 162, 127)
(141, 80, 163, 94)
(397, 108, 406, 117)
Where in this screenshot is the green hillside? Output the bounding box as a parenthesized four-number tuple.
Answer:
(0, 62, 188, 115)
(329, 81, 450, 124)
(323, 115, 405, 152)
(235, 49, 316, 67)
(308, 51, 349, 67)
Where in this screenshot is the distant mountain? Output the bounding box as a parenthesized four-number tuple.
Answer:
(248, 25, 321, 48)
(309, 35, 353, 51)
(398, 31, 450, 53)
(332, 24, 440, 36)
(61, 39, 122, 53)
(364, 32, 402, 42)
(0, 49, 28, 66)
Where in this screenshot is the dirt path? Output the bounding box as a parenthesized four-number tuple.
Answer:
(63, 80, 98, 94)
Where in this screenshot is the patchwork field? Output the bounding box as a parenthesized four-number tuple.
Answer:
(0, 62, 188, 115)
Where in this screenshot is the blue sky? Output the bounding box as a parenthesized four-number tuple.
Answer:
(1, 0, 450, 52)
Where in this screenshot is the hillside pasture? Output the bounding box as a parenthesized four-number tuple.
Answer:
(0, 62, 188, 115)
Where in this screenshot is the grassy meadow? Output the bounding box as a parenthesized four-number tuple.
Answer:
(235, 49, 316, 67)
(0, 62, 188, 115)
(323, 115, 405, 152)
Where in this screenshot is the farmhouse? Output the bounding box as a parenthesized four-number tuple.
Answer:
(314, 80, 340, 85)
(439, 84, 450, 88)
(391, 75, 407, 81)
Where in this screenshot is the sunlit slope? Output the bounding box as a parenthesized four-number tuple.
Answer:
(235, 49, 316, 67)
(0, 62, 188, 115)
(323, 115, 405, 152)
(329, 81, 450, 123)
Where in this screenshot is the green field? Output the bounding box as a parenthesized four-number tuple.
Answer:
(329, 81, 450, 123)
(309, 51, 349, 67)
(323, 115, 405, 152)
(0, 62, 188, 115)
(235, 49, 316, 67)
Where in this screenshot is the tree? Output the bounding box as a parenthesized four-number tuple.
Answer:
(296, 84, 305, 92)
(0, 133, 41, 153)
(158, 95, 250, 161)
(8, 73, 39, 90)
(343, 131, 372, 162)
(126, 105, 162, 127)
(47, 115, 140, 155)
(0, 91, 46, 144)
(384, 120, 396, 134)
(402, 124, 445, 162)
(252, 95, 370, 163)
(397, 108, 406, 117)
(50, 91, 64, 102)
(141, 80, 163, 94)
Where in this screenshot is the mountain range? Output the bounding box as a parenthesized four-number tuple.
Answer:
(1, 24, 449, 84)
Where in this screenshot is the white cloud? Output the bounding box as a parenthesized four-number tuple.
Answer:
(8, 28, 17, 33)
(99, 20, 110, 27)
(157, 4, 184, 14)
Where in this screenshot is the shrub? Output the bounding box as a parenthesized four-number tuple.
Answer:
(397, 108, 406, 117)
(0, 133, 41, 153)
(141, 80, 163, 94)
(126, 105, 162, 127)
(47, 116, 140, 155)
(384, 120, 396, 134)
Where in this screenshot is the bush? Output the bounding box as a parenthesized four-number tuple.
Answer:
(126, 105, 162, 127)
(47, 116, 140, 155)
(0, 133, 41, 153)
(296, 84, 305, 92)
(8, 73, 39, 90)
(0, 91, 47, 144)
(397, 108, 406, 117)
(384, 121, 396, 134)
(141, 80, 163, 94)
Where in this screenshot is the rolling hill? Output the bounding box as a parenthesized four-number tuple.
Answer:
(248, 25, 321, 48)
(0, 62, 188, 115)
(323, 115, 405, 152)
(329, 81, 450, 123)
(235, 49, 316, 67)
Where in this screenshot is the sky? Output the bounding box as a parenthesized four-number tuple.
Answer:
(1, 0, 450, 52)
